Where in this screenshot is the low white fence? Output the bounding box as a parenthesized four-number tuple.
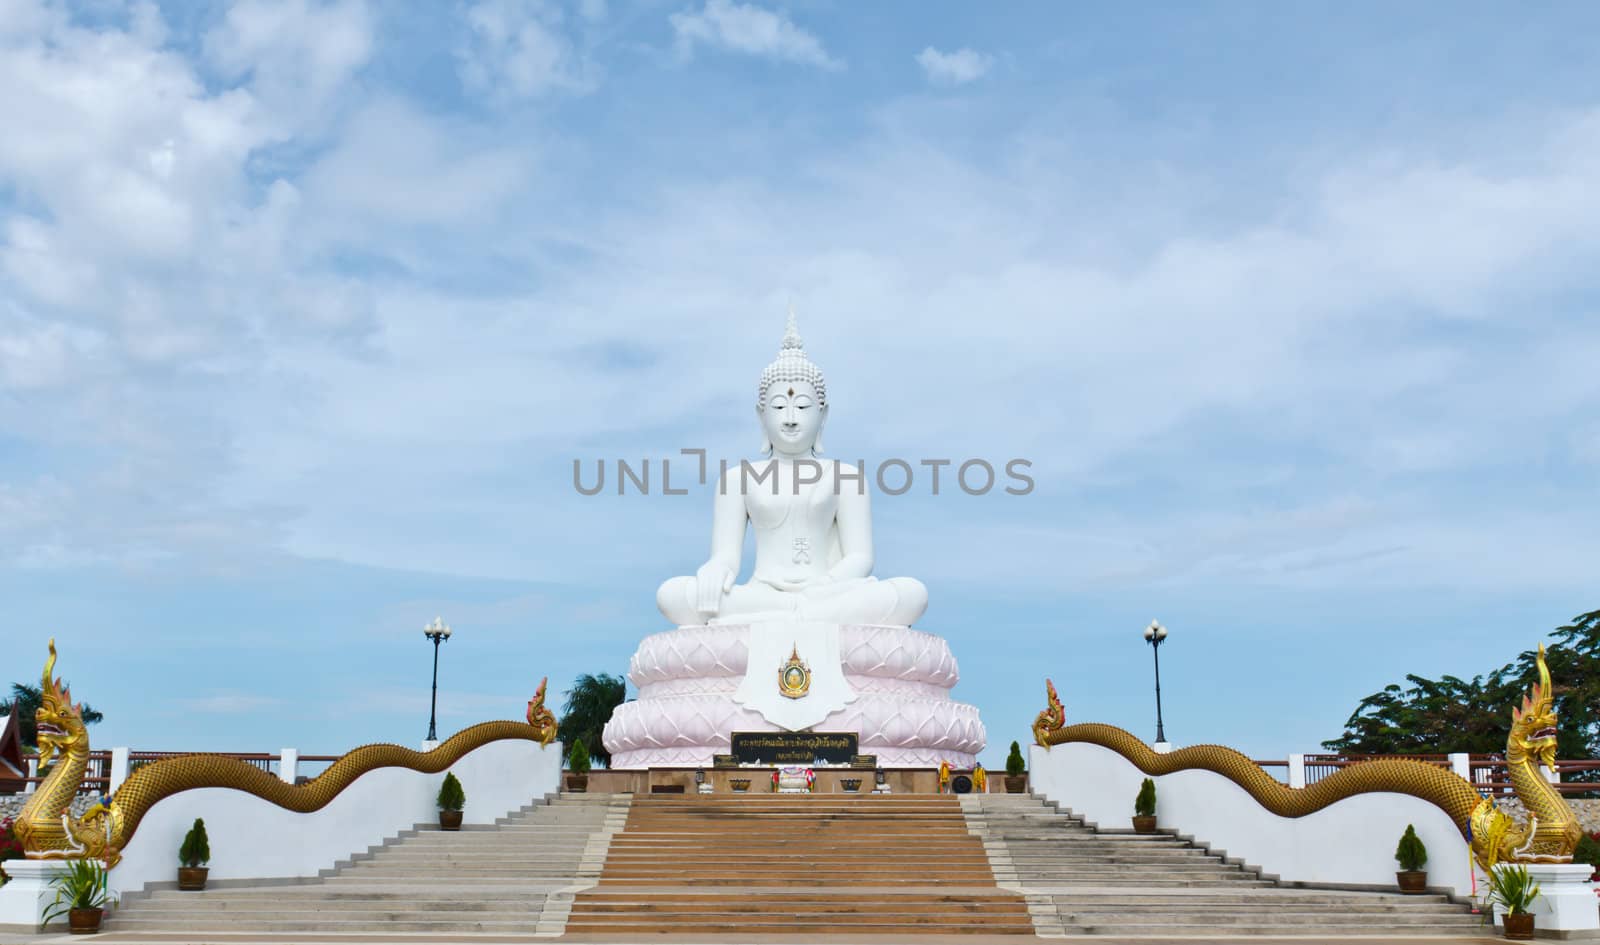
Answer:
(1029, 742, 1477, 898)
(109, 738, 563, 898)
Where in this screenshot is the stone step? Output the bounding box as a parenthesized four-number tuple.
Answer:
(566, 924, 1032, 936)
(1057, 911, 1484, 927)
(1060, 921, 1482, 936)
(139, 892, 554, 907)
(108, 917, 548, 933)
(1049, 894, 1463, 907)
(113, 904, 548, 919)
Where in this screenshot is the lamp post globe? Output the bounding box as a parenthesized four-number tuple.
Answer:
(423, 617, 453, 743)
(1143, 620, 1169, 750)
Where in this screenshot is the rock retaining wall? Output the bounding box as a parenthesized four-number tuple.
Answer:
(0, 795, 100, 821)
(1495, 796, 1600, 835)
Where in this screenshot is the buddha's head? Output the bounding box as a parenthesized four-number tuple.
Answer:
(757, 311, 828, 457)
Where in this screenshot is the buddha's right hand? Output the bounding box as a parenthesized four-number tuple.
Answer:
(695, 562, 733, 616)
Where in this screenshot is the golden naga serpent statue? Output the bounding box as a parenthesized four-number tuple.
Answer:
(16, 640, 558, 867)
(1032, 644, 1580, 871)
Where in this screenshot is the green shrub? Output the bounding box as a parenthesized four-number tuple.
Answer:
(1005, 741, 1026, 777)
(1485, 863, 1541, 916)
(569, 738, 592, 774)
(1134, 777, 1157, 817)
(436, 772, 465, 811)
(1574, 832, 1600, 872)
(41, 859, 116, 925)
(178, 818, 210, 868)
(1393, 824, 1427, 872)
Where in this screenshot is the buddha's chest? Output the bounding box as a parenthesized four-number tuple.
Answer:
(744, 466, 838, 532)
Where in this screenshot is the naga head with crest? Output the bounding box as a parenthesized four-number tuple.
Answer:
(1511, 644, 1560, 768)
(35, 639, 88, 771)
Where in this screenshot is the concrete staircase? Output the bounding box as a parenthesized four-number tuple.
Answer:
(964, 794, 1487, 937)
(565, 793, 1035, 935)
(102, 791, 1490, 939)
(107, 793, 630, 936)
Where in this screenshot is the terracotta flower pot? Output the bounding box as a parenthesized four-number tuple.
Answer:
(1394, 869, 1426, 894)
(1132, 814, 1158, 834)
(566, 774, 589, 793)
(438, 809, 463, 831)
(1502, 912, 1534, 940)
(1003, 775, 1027, 794)
(67, 907, 103, 935)
(177, 866, 209, 891)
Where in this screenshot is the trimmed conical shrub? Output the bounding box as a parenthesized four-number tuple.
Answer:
(437, 772, 465, 811)
(569, 737, 592, 774)
(1395, 824, 1427, 871)
(1005, 741, 1026, 777)
(1134, 777, 1157, 817)
(179, 818, 210, 868)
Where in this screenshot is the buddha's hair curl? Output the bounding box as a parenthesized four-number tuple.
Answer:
(757, 312, 827, 409)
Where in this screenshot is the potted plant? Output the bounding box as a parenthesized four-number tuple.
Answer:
(177, 818, 210, 891)
(436, 772, 465, 830)
(42, 858, 117, 935)
(566, 738, 591, 793)
(1485, 863, 1541, 940)
(1392, 824, 1427, 893)
(1003, 741, 1028, 793)
(1132, 777, 1157, 833)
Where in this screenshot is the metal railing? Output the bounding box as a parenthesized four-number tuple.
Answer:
(1251, 759, 1291, 785)
(1467, 756, 1600, 797)
(1301, 753, 1450, 786)
(20, 750, 112, 795)
(295, 755, 341, 784)
(20, 751, 282, 796)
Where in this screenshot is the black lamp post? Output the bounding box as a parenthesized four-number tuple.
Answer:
(1142, 619, 1169, 746)
(423, 616, 453, 742)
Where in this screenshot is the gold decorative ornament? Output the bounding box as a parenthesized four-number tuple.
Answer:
(1468, 645, 1580, 868)
(1031, 645, 1581, 870)
(1032, 678, 1065, 746)
(526, 676, 559, 746)
(16, 640, 554, 868)
(778, 644, 811, 699)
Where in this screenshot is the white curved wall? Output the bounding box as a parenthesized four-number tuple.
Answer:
(111, 739, 561, 898)
(1030, 742, 1474, 897)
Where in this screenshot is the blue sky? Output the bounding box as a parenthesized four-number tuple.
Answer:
(1, 1, 1597, 768)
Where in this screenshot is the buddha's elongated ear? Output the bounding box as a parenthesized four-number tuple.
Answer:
(812, 404, 828, 456)
(757, 404, 773, 456)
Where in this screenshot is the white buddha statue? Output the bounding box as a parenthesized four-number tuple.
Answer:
(656, 314, 928, 628)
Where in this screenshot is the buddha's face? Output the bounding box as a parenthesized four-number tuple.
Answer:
(760, 381, 826, 456)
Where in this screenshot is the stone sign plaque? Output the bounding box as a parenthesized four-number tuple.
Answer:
(729, 731, 858, 765)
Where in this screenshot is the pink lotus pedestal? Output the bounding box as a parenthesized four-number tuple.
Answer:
(603, 622, 986, 769)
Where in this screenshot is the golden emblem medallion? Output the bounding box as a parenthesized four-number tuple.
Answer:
(778, 644, 811, 699)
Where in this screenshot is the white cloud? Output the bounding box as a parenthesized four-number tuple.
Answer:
(670, 0, 840, 70)
(916, 46, 991, 85)
(1, 3, 1597, 606)
(301, 99, 532, 227)
(457, 0, 595, 100)
(203, 0, 373, 120)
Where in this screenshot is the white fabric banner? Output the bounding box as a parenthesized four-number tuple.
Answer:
(733, 619, 857, 731)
